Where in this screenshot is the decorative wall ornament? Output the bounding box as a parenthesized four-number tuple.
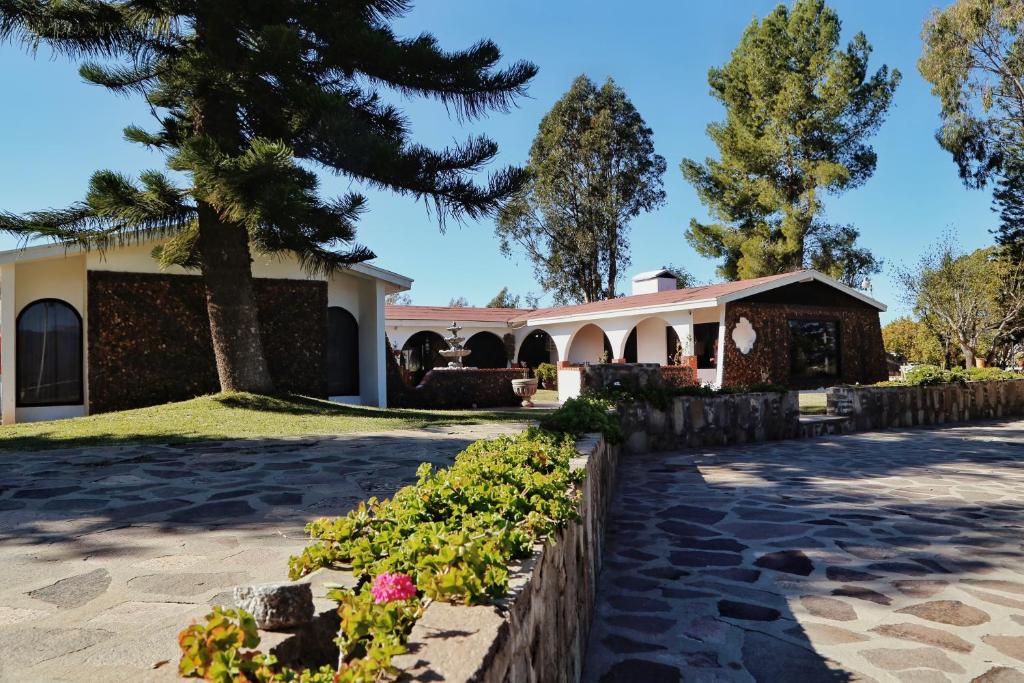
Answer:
(732, 316, 757, 355)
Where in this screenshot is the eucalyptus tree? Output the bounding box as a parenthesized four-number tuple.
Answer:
(496, 75, 666, 304)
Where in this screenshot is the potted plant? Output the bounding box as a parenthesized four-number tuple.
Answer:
(535, 362, 557, 389)
(511, 366, 539, 407)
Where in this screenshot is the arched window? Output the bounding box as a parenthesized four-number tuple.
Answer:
(17, 299, 83, 406)
(327, 306, 359, 396)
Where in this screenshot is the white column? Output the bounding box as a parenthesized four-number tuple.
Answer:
(602, 323, 633, 362)
(666, 311, 694, 357)
(358, 279, 387, 408)
(1, 264, 16, 424)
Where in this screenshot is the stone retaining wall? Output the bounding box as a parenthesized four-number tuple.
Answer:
(391, 433, 620, 682)
(826, 379, 1024, 431)
(617, 391, 801, 454)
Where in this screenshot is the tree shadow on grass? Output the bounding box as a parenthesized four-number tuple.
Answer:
(583, 419, 1024, 682)
(0, 392, 542, 452)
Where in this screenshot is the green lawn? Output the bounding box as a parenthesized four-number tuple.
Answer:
(799, 391, 828, 415)
(0, 393, 541, 451)
(535, 388, 559, 404)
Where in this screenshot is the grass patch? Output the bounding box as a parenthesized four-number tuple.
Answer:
(799, 391, 827, 415)
(0, 392, 542, 451)
(534, 388, 559, 403)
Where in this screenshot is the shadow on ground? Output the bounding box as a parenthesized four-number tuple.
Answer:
(583, 420, 1024, 682)
(0, 391, 544, 452)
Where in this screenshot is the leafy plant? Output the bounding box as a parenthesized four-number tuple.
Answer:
(178, 607, 340, 682)
(903, 364, 965, 386)
(538, 395, 622, 442)
(535, 363, 558, 388)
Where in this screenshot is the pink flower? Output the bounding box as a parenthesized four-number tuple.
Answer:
(370, 572, 417, 604)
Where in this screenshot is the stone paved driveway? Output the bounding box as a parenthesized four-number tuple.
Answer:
(0, 423, 521, 683)
(584, 420, 1024, 683)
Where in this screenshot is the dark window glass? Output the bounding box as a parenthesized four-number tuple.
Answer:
(788, 320, 840, 379)
(693, 323, 720, 370)
(17, 299, 83, 406)
(326, 306, 359, 396)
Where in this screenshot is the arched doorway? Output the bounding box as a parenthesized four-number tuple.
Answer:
(666, 326, 682, 364)
(327, 306, 359, 396)
(518, 329, 557, 367)
(401, 331, 446, 384)
(567, 324, 613, 364)
(465, 331, 507, 368)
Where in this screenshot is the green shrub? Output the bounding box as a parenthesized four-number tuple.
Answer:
(535, 362, 558, 388)
(183, 430, 585, 682)
(538, 395, 622, 442)
(903, 364, 959, 386)
(287, 430, 583, 595)
(881, 364, 1023, 387)
(963, 366, 1024, 381)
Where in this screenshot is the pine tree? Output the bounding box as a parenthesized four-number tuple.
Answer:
(993, 153, 1024, 262)
(485, 287, 521, 308)
(0, 1, 534, 393)
(681, 0, 899, 283)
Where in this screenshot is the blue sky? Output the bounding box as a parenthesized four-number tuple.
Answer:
(0, 1, 993, 322)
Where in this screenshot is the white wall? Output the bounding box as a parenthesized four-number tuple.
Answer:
(567, 324, 606, 364)
(3, 256, 89, 423)
(557, 367, 582, 403)
(0, 242, 398, 421)
(635, 317, 668, 364)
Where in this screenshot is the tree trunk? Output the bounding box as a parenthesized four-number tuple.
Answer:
(197, 202, 275, 393)
(961, 344, 977, 370)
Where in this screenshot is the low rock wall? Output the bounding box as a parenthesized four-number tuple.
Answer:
(391, 433, 619, 682)
(826, 379, 1024, 431)
(618, 391, 801, 454)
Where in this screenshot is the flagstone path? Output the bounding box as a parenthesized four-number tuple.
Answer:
(583, 419, 1024, 683)
(0, 423, 522, 683)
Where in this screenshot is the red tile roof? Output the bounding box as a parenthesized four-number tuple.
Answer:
(384, 270, 881, 325)
(512, 271, 802, 322)
(385, 305, 531, 323)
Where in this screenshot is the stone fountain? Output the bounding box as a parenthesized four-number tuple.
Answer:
(439, 321, 473, 369)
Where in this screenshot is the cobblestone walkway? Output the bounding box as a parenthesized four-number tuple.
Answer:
(0, 423, 521, 682)
(583, 420, 1024, 682)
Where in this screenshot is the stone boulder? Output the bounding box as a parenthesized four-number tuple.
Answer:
(234, 582, 314, 631)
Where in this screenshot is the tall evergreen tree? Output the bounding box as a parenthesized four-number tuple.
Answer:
(0, 1, 534, 393)
(496, 75, 666, 304)
(992, 152, 1024, 261)
(681, 0, 899, 284)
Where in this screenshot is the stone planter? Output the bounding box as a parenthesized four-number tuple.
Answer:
(511, 378, 539, 407)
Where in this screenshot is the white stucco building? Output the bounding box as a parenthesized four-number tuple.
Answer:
(387, 268, 889, 399)
(0, 239, 411, 423)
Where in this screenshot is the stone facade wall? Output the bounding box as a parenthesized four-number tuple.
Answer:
(661, 357, 698, 388)
(722, 301, 887, 389)
(618, 391, 801, 454)
(392, 434, 620, 682)
(827, 379, 1024, 431)
(384, 341, 521, 408)
(87, 271, 327, 413)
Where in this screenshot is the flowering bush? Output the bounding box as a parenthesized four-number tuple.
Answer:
(181, 426, 591, 682)
(370, 572, 417, 604)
